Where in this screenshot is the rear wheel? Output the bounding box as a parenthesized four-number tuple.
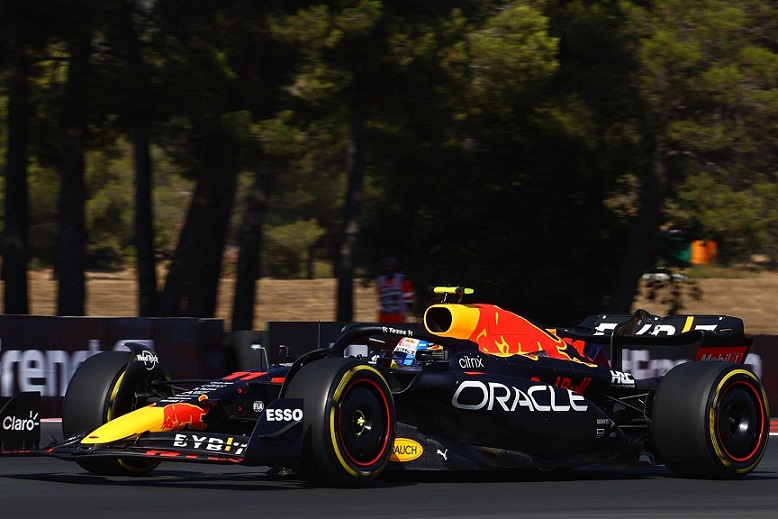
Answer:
(284, 358, 396, 486)
(62, 351, 162, 476)
(651, 361, 769, 478)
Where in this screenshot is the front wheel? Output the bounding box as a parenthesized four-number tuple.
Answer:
(651, 361, 769, 478)
(62, 351, 164, 476)
(284, 358, 396, 486)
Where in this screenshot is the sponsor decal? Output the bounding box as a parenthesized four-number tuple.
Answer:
(390, 438, 423, 462)
(160, 403, 208, 431)
(554, 376, 592, 395)
(253, 401, 265, 413)
(452, 380, 588, 412)
(458, 356, 484, 369)
(158, 381, 236, 404)
(595, 418, 613, 439)
(0, 338, 101, 397)
(136, 350, 159, 371)
(437, 448, 448, 461)
(265, 408, 303, 422)
(609, 370, 635, 388)
(594, 320, 719, 336)
(695, 346, 748, 364)
(698, 352, 744, 363)
(381, 326, 413, 337)
(173, 433, 247, 455)
(2, 410, 39, 432)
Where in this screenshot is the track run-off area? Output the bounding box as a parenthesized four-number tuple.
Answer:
(1, 422, 777, 519)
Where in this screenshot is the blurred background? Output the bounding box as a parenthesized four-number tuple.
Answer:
(1, 0, 777, 330)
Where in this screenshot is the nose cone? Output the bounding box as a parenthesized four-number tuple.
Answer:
(80, 406, 165, 445)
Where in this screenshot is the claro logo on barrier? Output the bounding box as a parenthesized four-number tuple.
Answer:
(0, 339, 101, 397)
(3, 410, 40, 432)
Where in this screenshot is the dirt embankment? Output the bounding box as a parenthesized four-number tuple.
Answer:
(631, 273, 778, 335)
(23, 271, 380, 329)
(14, 270, 778, 335)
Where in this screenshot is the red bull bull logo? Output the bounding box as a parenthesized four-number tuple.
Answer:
(160, 403, 208, 431)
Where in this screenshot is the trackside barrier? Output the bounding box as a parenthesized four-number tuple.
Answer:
(264, 321, 356, 364)
(1, 318, 777, 418)
(0, 315, 224, 417)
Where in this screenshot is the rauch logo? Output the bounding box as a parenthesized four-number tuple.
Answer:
(390, 438, 423, 462)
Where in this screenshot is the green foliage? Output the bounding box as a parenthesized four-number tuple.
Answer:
(264, 218, 326, 278)
(27, 165, 60, 267)
(622, 0, 778, 266)
(467, 4, 559, 103)
(3, 0, 778, 323)
(84, 149, 134, 270)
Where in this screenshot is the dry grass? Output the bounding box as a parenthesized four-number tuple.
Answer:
(23, 270, 380, 329)
(631, 272, 778, 335)
(12, 269, 778, 334)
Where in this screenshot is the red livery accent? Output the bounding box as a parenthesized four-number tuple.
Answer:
(144, 450, 181, 457)
(160, 403, 208, 431)
(238, 372, 268, 381)
(694, 345, 749, 364)
(222, 371, 252, 380)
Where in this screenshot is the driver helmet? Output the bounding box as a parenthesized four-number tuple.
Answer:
(391, 337, 431, 367)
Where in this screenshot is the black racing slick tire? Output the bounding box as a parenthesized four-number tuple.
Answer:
(651, 361, 769, 479)
(62, 351, 161, 476)
(284, 358, 396, 487)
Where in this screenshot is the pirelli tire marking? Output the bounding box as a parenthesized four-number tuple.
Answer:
(708, 368, 769, 473)
(328, 365, 393, 478)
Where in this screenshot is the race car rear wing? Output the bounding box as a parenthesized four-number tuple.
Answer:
(572, 310, 746, 337)
(557, 309, 752, 371)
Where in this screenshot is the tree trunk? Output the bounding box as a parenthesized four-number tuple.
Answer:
(608, 134, 668, 312)
(133, 124, 158, 316)
(56, 30, 91, 316)
(2, 12, 31, 314)
(159, 173, 237, 317)
(231, 167, 272, 331)
(336, 116, 366, 322)
(120, 0, 158, 316)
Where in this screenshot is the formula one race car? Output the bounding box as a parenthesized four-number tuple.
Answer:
(0, 286, 770, 486)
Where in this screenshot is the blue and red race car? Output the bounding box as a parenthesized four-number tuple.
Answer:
(0, 286, 769, 486)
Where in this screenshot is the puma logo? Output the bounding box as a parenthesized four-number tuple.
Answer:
(437, 448, 448, 461)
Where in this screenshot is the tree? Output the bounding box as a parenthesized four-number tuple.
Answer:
(610, 0, 778, 311)
(56, 5, 92, 316)
(1, 0, 32, 314)
(116, 0, 160, 316)
(231, 167, 271, 330)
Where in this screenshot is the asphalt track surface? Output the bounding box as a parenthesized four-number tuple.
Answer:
(1, 423, 777, 519)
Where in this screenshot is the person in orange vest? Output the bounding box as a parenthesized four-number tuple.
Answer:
(376, 257, 416, 323)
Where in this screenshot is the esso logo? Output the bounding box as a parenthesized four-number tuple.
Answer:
(265, 408, 303, 422)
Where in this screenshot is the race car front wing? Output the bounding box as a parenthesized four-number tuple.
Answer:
(0, 392, 305, 467)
